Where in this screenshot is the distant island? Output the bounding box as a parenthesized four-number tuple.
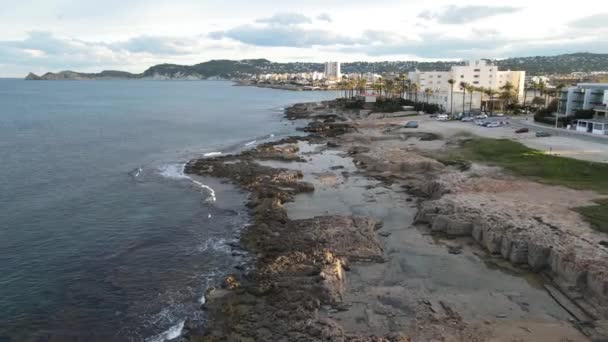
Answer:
(25, 52, 608, 80)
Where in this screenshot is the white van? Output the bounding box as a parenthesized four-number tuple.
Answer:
(437, 114, 449, 121)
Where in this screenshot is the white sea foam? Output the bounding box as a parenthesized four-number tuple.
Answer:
(244, 140, 256, 146)
(197, 237, 232, 254)
(159, 163, 216, 202)
(203, 152, 222, 157)
(145, 320, 184, 342)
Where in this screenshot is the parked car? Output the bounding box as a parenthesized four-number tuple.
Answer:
(494, 113, 504, 117)
(475, 114, 488, 119)
(486, 122, 501, 128)
(405, 121, 419, 128)
(437, 114, 449, 121)
(515, 128, 529, 133)
(461, 116, 475, 122)
(536, 131, 551, 137)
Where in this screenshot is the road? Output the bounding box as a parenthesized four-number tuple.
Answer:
(509, 116, 608, 145)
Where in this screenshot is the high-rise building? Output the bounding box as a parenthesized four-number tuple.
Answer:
(324, 62, 341, 81)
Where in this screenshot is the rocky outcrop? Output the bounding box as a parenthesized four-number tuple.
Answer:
(416, 196, 608, 319)
(24, 70, 139, 80)
(25, 72, 42, 80)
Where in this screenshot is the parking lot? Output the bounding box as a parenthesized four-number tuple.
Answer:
(414, 115, 608, 163)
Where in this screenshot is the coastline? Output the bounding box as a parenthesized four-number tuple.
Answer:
(180, 101, 607, 341)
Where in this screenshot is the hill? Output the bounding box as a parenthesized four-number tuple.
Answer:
(25, 53, 608, 80)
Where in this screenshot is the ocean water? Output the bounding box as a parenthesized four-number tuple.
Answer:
(0, 79, 335, 341)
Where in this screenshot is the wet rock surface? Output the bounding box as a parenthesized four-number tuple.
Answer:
(184, 105, 389, 341)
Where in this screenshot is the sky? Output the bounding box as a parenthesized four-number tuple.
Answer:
(0, 0, 607, 77)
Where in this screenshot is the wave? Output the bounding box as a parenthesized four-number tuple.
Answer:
(145, 320, 184, 342)
(196, 237, 233, 254)
(203, 152, 222, 157)
(244, 140, 257, 146)
(159, 163, 217, 202)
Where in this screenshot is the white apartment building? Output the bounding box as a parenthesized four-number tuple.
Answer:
(408, 60, 526, 113)
(559, 83, 608, 116)
(324, 62, 341, 81)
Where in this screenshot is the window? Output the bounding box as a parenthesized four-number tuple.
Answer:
(474, 75, 480, 78)
(437, 75, 442, 78)
(429, 75, 433, 78)
(594, 123, 603, 130)
(489, 75, 493, 78)
(460, 75, 464, 78)
(474, 69, 481, 72)
(490, 69, 493, 71)
(473, 81, 480, 84)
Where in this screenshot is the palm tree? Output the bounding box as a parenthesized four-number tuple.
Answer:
(356, 78, 367, 95)
(398, 74, 407, 99)
(424, 88, 433, 109)
(448, 79, 456, 115)
(411, 82, 420, 103)
(384, 79, 395, 98)
(466, 84, 476, 114)
(374, 78, 383, 97)
(500, 81, 515, 113)
(538, 80, 547, 107)
(554, 83, 565, 127)
(459, 81, 468, 115)
(523, 82, 529, 109)
(485, 88, 498, 115)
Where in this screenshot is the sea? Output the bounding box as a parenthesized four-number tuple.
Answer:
(0, 79, 336, 341)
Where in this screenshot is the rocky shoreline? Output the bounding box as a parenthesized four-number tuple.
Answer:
(183, 103, 391, 340)
(180, 100, 607, 341)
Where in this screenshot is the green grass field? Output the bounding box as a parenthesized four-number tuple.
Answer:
(444, 138, 608, 233)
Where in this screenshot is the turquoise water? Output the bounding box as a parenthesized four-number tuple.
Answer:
(0, 79, 334, 341)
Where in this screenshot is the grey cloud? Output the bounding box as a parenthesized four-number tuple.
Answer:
(419, 5, 521, 24)
(339, 35, 508, 58)
(111, 35, 191, 55)
(317, 13, 332, 22)
(255, 12, 312, 25)
(336, 33, 608, 59)
(569, 13, 608, 29)
(210, 25, 360, 47)
(0, 31, 202, 76)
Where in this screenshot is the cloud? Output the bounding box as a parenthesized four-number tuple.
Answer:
(569, 13, 608, 29)
(317, 13, 332, 22)
(255, 12, 312, 25)
(111, 35, 193, 55)
(0, 31, 227, 76)
(418, 5, 521, 24)
(210, 24, 360, 47)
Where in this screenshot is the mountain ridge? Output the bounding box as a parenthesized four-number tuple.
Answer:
(25, 53, 608, 80)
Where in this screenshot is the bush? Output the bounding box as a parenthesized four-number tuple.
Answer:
(574, 109, 595, 119)
(374, 98, 405, 113)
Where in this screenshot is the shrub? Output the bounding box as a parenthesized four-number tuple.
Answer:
(574, 109, 595, 119)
